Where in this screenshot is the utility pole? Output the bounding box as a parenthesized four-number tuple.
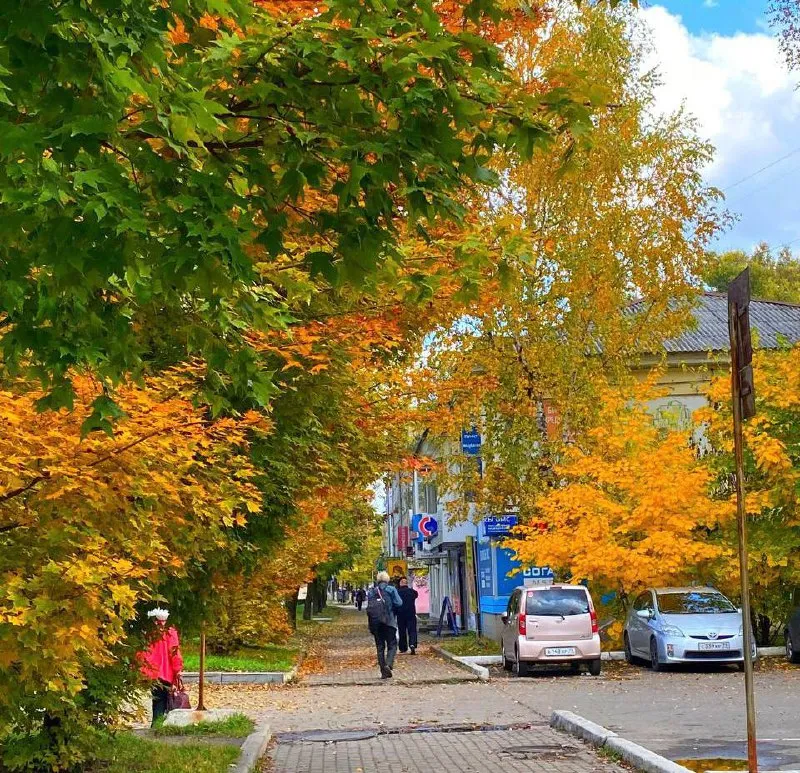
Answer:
(727, 268, 758, 773)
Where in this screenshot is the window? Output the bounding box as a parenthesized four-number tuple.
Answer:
(526, 588, 590, 616)
(506, 590, 520, 618)
(633, 592, 652, 613)
(656, 592, 737, 615)
(422, 481, 438, 514)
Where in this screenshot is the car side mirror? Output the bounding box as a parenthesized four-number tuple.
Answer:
(636, 610, 652, 620)
(501, 614, 509, 624)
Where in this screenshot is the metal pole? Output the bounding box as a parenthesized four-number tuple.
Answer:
(729, 308, 758, 773)
(197, 623, 206, 712)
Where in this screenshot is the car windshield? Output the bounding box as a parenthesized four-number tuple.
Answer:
(526, 588, 589, 616)
(656, 592, 737, 614)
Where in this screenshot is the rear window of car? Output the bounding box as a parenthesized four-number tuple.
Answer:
(525, 588, 589, 616)
(656, 592, 737, 614)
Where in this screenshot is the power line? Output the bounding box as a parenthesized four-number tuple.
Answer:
(724, 145, 800, 192)
(727, 163, 800, 204)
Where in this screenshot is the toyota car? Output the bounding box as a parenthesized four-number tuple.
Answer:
(624, 587, 754, 671)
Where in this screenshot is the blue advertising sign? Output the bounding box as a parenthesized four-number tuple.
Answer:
(483, 515, 518, 537)
(495, 547, 553, 595)
(418, 515, 438, 538)
(477, 540, 493, 595)
(410, 513, 422, 544)
(461, 428, 482, 456)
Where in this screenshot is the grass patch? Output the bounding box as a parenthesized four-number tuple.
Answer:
(153, 713, 254, 738)
(91, 732, 239, 773)
(183, 643, 297, 673)
(439, 632, 501, 657)
(597, 745, 624, 764)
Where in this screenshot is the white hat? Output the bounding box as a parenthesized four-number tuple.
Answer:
(147, 607, 170, 621)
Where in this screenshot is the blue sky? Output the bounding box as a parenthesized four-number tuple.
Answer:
(651, 0, 769, 36)
(640, 2, 800, 254)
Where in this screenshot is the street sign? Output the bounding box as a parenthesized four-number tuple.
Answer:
(728, 268, 756, 419)
(418, 515, 438, 538)
(461, 428, 482, 456)
(483, 514, 518, 537)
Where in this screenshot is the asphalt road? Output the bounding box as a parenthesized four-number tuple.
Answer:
(490, 659, 800, 771)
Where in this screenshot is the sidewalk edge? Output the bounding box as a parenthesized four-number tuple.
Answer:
(234, 719, 272, 773)
(431, 646, 489, 680)
(550, 710, 694, 773)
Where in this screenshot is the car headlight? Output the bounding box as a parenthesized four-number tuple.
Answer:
(661, 623, 685, 637)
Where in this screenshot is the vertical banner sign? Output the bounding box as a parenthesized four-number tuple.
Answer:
(464, 536, 479, 629)
(397, 525, 409, 552)
(728, 268, 758, 773)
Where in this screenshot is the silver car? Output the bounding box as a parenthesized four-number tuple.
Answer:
(623, 587, 754, 671)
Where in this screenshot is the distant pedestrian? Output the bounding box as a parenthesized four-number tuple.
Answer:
(397, 577, 419, 654)
(137, 607, 184, 726)
(355, 587, 366, 611)
(366, 571, 403, 679)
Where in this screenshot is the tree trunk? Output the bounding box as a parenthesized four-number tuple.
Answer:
(285, 589, 299, 631)
(303, 583, 313, 620)
(313, 578, 325, 614)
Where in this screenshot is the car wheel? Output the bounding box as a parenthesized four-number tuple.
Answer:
(588, 658, 602, 676)
(502, 644, 512, 671)
(624, 632, 635, 665)
(513, 650, 530, 678)
(786, 631, 800, 664)
(650, 638, 662, 672)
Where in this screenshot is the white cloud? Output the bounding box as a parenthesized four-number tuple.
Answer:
(640, 6, 800, 250)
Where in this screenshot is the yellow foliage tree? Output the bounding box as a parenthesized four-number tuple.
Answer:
(699, 343, 800, 643)
(0, 369, 266, 770)
(503, 388, 734, 597)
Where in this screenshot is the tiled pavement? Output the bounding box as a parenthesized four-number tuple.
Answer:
(271, 725, 624, 773)
(260, 607, 625, 773)
(299, 606, 477, 687)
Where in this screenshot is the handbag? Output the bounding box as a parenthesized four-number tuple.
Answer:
(168, 688, 191, 711)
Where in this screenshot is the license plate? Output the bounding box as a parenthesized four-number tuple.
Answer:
(698, 641, 730, 651)
(544, 647, 576, 656)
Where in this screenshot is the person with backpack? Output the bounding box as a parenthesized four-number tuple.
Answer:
(366, 571, 403, 679)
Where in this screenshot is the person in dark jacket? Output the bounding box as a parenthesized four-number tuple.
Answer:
(355, 587, 366, 611)
(396, 576, 419, 654)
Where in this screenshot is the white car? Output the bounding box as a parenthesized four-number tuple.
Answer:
(624, 587, 753, 671)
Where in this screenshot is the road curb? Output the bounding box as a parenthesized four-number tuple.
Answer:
(551, 710, 694, 773)
(183, 669, 294, 685)
(431, 646, 489, 680)
(550, 710, 617, 747)
(234, 718, 271, 773)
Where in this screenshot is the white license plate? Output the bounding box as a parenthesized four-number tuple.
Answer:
(698, 641, 730, 651)
(544, 647, 576, 656)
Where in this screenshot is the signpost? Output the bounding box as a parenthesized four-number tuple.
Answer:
(728, 268, 758, 773)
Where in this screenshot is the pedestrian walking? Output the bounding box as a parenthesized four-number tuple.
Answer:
(355, 587, 366, 611)
(396, 576, 419, 654)
(366, 571, 402, 679)
(137, 607, 185, 726)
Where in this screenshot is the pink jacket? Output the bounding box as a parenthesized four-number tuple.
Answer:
(138, 625, 184, 685)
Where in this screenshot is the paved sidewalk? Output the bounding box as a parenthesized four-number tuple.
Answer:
(299, 605, 477, 686)
(258, 608, 625, 772)
(271, 724, 624, 773)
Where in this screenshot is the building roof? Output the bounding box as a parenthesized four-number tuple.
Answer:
(663, 293, 800, 354)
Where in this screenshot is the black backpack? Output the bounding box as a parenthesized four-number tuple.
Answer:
(366, 587, 392, 631)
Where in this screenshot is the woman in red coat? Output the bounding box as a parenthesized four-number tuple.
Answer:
(137, 607, 184, 726)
